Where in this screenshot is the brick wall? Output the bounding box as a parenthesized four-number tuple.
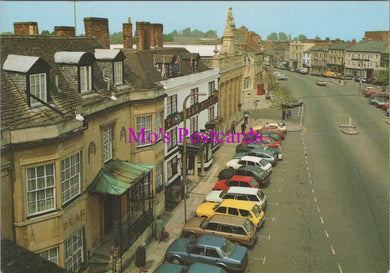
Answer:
(84, 17, 110, 48)
(364, 31, 389, 42)
(123, 18, 133, 49)
(54, 26, 75, 37)
(14, 22, 38, 35)
(136, 22, 151, 51)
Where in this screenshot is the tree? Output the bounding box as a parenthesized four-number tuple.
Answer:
(374, 68, 389, 86)
(288, 34, 292, 41)
(278, 32, 288, 41)
(171, 30, 178, 36)
(41, 30, 53, 36)
(1, 32, 13, 35)
(263, 71, 279, 96)
(192, 29, 203, 38)
(314, 35, 321, 40)
(298, 34, 307, 40)
(163, 33, 174, 42)
(182, 27, 191, 36)
(110, 31, 123, 44)
(205, 30, 217, 38)
(270, 86, 301, 120)
(267, 32, 278, 41)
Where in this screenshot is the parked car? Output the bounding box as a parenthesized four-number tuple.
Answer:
(261, 137, 282, 148)
(165, 235, 248, 272)
(214, 175, 261, 191)
(205, 187, 267, 211)
(196, 199, 265, 229)
(341, 75, 353, 80)
(235, 166, 271, 186)
(257, 130, 281, 142)
(267, 122, 287, 134)
(370, 96, 388, 107)
(154, 263, 226, 273)
(226, 156, 272, 173)
(182, 215, 257, 247)
(300, 68, 308, 74)
(235, 143, 282, 158)
(261, 128, 285, 140)
(324, 71, 335, 78)
(276, 74, 288, 80)
(233, 149, 277, 166)
(316, 80, 326, 86)
(382, 102, 389, 110)
(364, 87, 381, 97)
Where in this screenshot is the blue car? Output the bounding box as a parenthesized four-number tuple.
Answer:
(165, 235, 248, 272)
(153, 262, 227, 273)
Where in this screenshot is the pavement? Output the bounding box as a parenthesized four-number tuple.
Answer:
(123, 89, 303, 273)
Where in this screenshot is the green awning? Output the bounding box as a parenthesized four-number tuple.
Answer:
(87, 159, 154, 196)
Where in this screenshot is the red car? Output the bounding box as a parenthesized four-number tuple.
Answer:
(364, 87, 380, 97)
(261, 137, 281, 148)
(213, 175, 260, 191)
(382, 102, 389, 110)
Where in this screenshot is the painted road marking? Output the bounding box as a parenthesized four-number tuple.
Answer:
(253, 257, 266, 264)
(308, 173, 311, 179)
(268, 202, 279, 206)
(309, 180, 312, 184)
(320, 216, 324, 224)
(316, 206, 320, 213)
(259, 234, 272, 240)
(264, 217, 275, 222)
(330, 244, 336, 255)
(325, 229, 330, 238)
(337, 263, 343, 273)
(314, 197, 317, 203)
(312, 189, 315, 194)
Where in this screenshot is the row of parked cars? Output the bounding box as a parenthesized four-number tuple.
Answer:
(156, 122, 288, 272)
(363, 86, 389, 115)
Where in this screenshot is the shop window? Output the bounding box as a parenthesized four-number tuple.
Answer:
(39, 247, 59, 265)
(65, 229, 84, 272)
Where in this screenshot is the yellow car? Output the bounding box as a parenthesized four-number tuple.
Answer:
(324, 71, 335, 78)
(267, 122, 287, 134)
(195, 199, 265, 229)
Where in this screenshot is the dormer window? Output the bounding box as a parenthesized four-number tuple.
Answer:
(55, 51, 96, 95)
(3, 54, 52, 108)
(80, 66, 92, 93)
(114, 61, 123, 85)
(94, 49, 125, 86)
(30, 73, 47, 106)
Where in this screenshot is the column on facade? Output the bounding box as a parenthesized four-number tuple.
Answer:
(199, 150, 205, 177)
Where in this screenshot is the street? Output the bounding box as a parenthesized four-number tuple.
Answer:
(246, 71, 389, 272)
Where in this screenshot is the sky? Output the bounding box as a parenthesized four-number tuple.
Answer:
(0, 1, 389, 41)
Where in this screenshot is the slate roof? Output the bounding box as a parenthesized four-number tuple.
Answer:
(54, 52, 88, 64)
(1, 238, 70, 273)
(1, 35, 159, 131)
(346, 41, 388, 53)
(122, 47, 210, 83)
(328, 42, 352, 50)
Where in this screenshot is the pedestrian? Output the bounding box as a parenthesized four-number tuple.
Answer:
(231, 121, 236, 134)
(244, 113, 249, 124)
(155, 215, 165, 243)
(241, 122, 246, 135)
(135, 242, 147, 273)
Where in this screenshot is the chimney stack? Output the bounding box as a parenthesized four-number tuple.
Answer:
(123, 18, 133, 49)
(153, 24, 163, 48)
(14, 22, 39, 35)
(136, 22, 151, 51)
(54, 26, 76, 37)
(84, 17, 110, 48)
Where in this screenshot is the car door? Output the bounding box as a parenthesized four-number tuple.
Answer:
(203, 222, 219, 236)
(204, 247, 222, 265)
(188, 245, 205, 264)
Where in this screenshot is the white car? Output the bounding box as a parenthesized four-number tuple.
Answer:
(205, 187, 267, 210)
(268, 122, 287, 134)
(226, 156, 272, 172)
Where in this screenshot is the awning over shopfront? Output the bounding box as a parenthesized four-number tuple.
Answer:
(88, 159, 154, 196)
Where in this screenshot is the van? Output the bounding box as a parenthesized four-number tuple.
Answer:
(196, 199, 265, 229)
(205, 187, 267, 210)
(182, 214, 257, 247)
(300, 68, 308, 74)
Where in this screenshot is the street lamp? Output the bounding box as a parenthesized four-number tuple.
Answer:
(182, 92, 207, 223)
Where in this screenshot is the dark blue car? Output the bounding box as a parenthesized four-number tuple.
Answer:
(165, 235, 248, 272)
(153, 262, 227, 273)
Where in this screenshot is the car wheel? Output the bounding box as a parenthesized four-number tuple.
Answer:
(170, 257, 182, 265)
(187, 233, 197, 240)
(216, 264, 228, 272)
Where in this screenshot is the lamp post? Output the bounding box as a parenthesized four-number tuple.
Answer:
(182, 92, 207, 223)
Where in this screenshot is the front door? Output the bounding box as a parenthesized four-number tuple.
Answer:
(104, 198, 114, 235)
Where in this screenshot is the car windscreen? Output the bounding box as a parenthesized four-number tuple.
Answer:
(250, 178, 258, 188)
(252, 205, 261, 217)
(244, 220, 254, 235)
(220, 239, 236, 257)
(257, 190, 265, 200)
(260, 159, 268, 166)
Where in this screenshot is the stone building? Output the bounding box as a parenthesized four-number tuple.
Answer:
(327, 41, 354, 74)
(1, 18, 165, 273)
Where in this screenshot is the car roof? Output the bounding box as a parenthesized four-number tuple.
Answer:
(219, 199, 257, 209)
(240, 156, 263, 162)
(237, 165, 261, 171)
(208, 214, 249, 225)
(230, 175, 254, 182)
(197, 235, 226, 247)
(188, 263, 222, 273)
(227, 186, 260, 195)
